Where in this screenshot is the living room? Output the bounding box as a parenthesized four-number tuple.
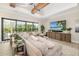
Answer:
(0, 3, 79, 56)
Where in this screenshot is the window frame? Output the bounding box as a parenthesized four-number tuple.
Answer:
(1, 17, 39, 41)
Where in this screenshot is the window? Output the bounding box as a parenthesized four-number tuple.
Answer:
(17, 21, 26, 32)
(33, 23, 39, 31)
(3, 19, 16, 40)
(26, 22, 33, 32)
(1, 18, 39, 41)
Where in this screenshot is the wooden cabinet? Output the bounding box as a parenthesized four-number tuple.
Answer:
(51, 32, 56, 39)
(46, 32, 71, 42)
(55, 32, 61, 40)
(61, 33, 66, 41)
(66, 34, 71, 42)
(47, 32, 51, 38)
(47, 32, 56, 39)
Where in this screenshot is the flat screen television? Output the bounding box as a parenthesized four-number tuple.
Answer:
(50, 20, 66, 32)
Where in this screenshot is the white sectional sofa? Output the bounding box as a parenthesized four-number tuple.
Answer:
(17, 32, 62, 56)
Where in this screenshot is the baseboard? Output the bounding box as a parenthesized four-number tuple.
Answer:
(71, 40, 79, 44)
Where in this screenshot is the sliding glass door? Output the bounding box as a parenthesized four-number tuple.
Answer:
(1, 18, 39, 41)
(33, 23, 39, 31)
(3, 19, 16, 40)
(26, 22, 33, 32)
(17, 21, 26, 32)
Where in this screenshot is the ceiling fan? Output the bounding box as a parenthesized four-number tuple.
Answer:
(9, 3, 49, 14)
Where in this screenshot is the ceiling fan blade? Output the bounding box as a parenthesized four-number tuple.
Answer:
(9, 3, 16, 8)
(31, 3, 49, 14)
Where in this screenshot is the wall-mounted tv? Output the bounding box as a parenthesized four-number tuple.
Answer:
(50, 20, 66, 31)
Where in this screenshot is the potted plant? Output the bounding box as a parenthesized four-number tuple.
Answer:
(40, 25, 45, 33)
(64, 28, 72, 33)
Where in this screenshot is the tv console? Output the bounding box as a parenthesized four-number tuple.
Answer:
(46, 32, 71, 42)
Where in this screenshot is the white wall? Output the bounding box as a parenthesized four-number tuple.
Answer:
(41, 6, 79, 43)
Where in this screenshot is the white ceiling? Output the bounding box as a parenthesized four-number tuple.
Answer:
(0, 3, 78, 19)
(42, 3, 77, 18)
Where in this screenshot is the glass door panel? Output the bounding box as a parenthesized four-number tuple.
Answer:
(3, 19, 16, 40)
(26, 22, 33, 32)
(17, 21, 26, 32)
(33, 23, 39, 31)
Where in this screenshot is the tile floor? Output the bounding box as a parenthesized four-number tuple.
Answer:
(0, 41, 12, 56)
(49, 38, 79, 56)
